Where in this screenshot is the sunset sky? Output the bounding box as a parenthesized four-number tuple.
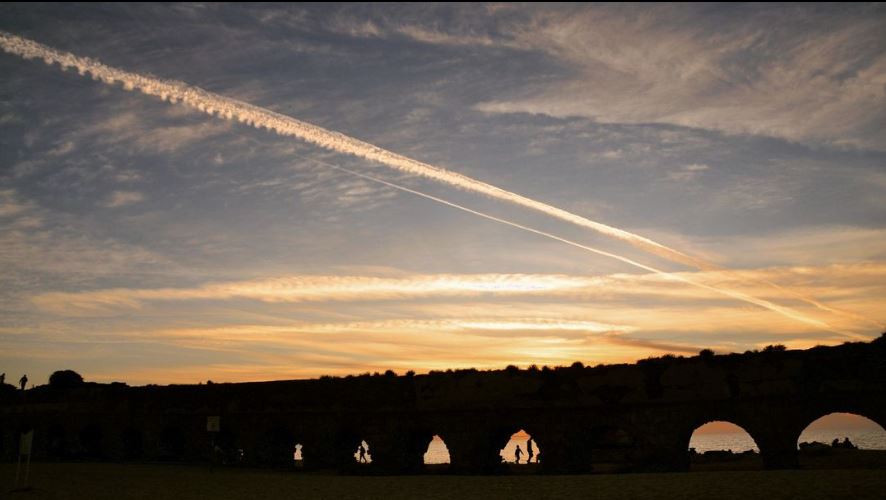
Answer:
(1, 4, 885, 386)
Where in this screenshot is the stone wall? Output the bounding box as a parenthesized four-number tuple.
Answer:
(1, 336, 884, 473)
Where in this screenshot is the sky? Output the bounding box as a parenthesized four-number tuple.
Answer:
(1, 3, 885, 387)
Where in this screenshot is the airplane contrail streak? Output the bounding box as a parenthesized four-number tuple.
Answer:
(314, 160, 864, 337)
(0, 31, 869, 335)
(0, 30, 702, 266)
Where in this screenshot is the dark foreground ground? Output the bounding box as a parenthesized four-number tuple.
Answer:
(4, 452, 886, 500)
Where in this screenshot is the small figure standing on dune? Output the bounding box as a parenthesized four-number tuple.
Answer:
(0, 373, 5, 385)
(527, 437, 535, 463)
(19, 374, 28, 390)
(514, 444, 523, 464)
(358, 443, 367, 463)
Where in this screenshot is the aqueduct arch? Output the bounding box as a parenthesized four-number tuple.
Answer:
(1, 337, 884, 474)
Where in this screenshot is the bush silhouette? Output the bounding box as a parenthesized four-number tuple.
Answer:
(49, 370, 84, 389)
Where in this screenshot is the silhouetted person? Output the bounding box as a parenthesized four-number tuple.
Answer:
(514, 444, 523, 464)
(832, 438, 840, 448)
(358, 443, 367, 463)
(527, 438, 535, 463)
(842, 437, 856, 450)
(0, 373, 5, 385)
(19, 374, 27, 390)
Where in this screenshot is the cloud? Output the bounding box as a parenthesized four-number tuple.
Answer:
(2, 7, 885, 386)
(0, 189, 171, 285)
(472, 5, 886, 150)
(328, 16, 503, 48)
(103, 190, 144, 207)
(29, 273, 615, 314)
(668, 163, 709, 182)
(0, 189, 33, 218)
(38, 297, 866, 384)
(89, 319, 692, 383)
(685, 226, 886, 267)
(72, 111, 234, 154)
(30, 265, 885, 336)
(3, 29, 849, 332)
(13, 262, 884, 384)
(0, 30, 716, 273)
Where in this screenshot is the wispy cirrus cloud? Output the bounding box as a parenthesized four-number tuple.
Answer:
(30, 265, 885, 335)
(668, 163, 709, 182)
(92, 319, 688, 383)
(31, 273, 596, 313)
(0, 31, 727, 273)
(469, 5, 886, 150)
(1, 29, 849, 333)
(11, 262, 884, 385)
(103, 190, 144, 207)
(0, 189, 171, 287)
(2, 4, 884, 387)
(313, 5, 886, 148)
(0, 188, 35, 218)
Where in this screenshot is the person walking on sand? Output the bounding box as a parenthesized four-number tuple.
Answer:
(19, 374, 28, 391)
(527, 437, 535, 463)
(515, 444, 523, 464)
(358, 443, 367, 463)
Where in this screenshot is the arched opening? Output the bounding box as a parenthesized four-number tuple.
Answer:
(499, 429, 541, 466)
(353, 439, 372, 464)
(159, 425, 186, 460)
(588, 425, 636, 472)
(797, 412, 886, 469)
(423, 434, 450, 469)
(293, 443, 305, 468)
(78, 423, 104, 459)
(122, 428, 144, 460)
(211, 429, 237, 465)
(48, 424, 68, 459)
(688, 421, 761, 471)
(257, 427, 297, 467)
(14, 425, 33, 460)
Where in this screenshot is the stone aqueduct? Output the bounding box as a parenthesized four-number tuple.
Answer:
(2, 337, 884, 474)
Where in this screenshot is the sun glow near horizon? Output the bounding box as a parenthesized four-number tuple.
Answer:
(1, 4, 885, 388)
(19, 266, 885, 386)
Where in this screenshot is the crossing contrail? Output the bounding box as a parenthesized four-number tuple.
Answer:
(0, 31, 867, 335)
(314, 160, 858, 335)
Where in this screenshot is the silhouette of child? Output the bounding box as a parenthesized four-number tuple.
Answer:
(515, 444, 523, 464)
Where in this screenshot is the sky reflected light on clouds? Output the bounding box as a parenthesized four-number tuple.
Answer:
(0, 4, 884, 386)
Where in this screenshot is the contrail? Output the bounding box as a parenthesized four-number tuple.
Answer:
(314, 160, 862, 336)
(0, 31, 701, 266)
(0, 31, 868, 335)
